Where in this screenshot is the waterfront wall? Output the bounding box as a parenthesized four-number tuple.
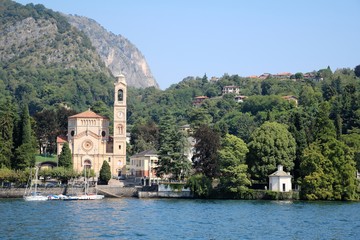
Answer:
(0, 186, 137, 198)
(138, 191, 192, 198)
(0, 187, 298, 200)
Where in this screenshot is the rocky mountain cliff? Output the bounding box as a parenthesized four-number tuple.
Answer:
(65, 14, 159, 89)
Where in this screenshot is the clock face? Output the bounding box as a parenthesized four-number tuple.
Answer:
(117, 111, 124, 119)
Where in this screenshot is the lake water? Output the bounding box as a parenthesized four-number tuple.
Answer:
(1, 198, 359, 239)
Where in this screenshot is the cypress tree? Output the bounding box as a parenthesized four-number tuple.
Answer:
(58, 142, 72, 168)
(99, 160, 111, 184)
(12, 104, 36, 169)
(0, 97, 16, 168)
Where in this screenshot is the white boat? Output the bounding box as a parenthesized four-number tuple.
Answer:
(23, 166, 48, 201)
(63, 168, 104, 201)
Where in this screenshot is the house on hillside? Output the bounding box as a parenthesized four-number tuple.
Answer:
(192, 96, 208, 107)
(222, 85, 240, 95)
(274, 72, 292, 79)
(269, 165, 292, 192)
(234, 95, 247, 103)
(259, 73, 271, 79)
(281, 95, 298, 106)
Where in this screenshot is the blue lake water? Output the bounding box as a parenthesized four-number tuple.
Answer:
(1, 198, 359, 239)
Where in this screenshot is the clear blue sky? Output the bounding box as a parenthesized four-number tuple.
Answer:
(15, 0, 360, 89)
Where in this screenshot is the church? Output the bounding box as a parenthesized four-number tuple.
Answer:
(57, 75, 127, 177)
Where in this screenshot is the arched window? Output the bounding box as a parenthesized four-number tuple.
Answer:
(118, 89, 123, 101)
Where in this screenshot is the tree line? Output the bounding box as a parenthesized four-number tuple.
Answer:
(1, 64, 360, 199)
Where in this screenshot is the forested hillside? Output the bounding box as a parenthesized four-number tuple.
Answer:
(1, 1, 360, 201)
(0, 0, 116, 114)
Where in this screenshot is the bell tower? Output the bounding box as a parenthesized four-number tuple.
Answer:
(113, 74, 127, 176)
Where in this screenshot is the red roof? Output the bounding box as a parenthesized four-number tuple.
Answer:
(69, 109, 108, 119)
(57, 136, 67, 143)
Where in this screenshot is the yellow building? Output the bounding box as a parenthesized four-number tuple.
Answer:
(57, 75, 127, 177)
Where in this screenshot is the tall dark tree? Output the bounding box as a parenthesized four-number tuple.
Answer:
(156, 113, 191, 180)
(56, 106, 77, 137)
(192, 125, 221, 179)
(58, 142, 72, 169)
(99, 160, 111, 184)
(0, 97, 16, 168)
(130, 120, 159, 155)
(33, 109, 58, 155)
(300, 101, 358, 200)
(12, 104, 37, 169)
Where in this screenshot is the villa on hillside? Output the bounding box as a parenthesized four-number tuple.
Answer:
(192, 96, 208, 107)
(274, 72, 292, 79)
(281, 95, 298, 106)
(234, 95, 247, 103)
(222, 85, 240, 95)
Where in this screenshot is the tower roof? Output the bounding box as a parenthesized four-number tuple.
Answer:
(69, 109, 108, 119)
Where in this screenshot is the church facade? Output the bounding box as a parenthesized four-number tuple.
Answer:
(57, 75, 127, 177)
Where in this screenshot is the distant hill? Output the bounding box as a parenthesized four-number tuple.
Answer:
(65, 14, 159, 89)
(0, 0, 158, 113)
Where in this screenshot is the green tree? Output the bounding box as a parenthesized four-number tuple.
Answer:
(99, 160, 111, 184)
(58, 142, 72, 168)
(295, 72, 304, 80)
(300, 102, 358, 200)
(300, 138, 357, 200)
(156, 113, 191, 180)
(12, 104, 37, 169)
(342, 133, 360, 171)
(218, 134, 251, 195)
(186, 173, 212, 198)
(192, 125, 221, 179)
(51, 167, 79, 184)
(247, 121, 296, 182)
(33, 109, 57, 155)
(0, 97, 16, 168)
(188, 107, 212, 130)
(130, 120, 159, 155)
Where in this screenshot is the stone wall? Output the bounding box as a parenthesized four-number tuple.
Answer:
(138, 191, 193, 198)
(0, 186, 137, 198)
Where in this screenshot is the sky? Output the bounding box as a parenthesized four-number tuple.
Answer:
(15, 0, 360, 89)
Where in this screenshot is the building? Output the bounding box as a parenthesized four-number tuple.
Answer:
(281, 95, 298, 106)
(192, 96, 208, 107)
(268, 165, 292, 192)
(129, 149, 159, 185)
(56, 75, 127, 177)
(234, 95, 247, 103)
(222, 85, 240, 95)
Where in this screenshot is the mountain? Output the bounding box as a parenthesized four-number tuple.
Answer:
(0, 0, 158, 114)
(0, 0, 116, 113)
(65, 14, 159, 89)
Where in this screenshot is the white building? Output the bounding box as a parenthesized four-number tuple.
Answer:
(268, 165, 292, 192)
